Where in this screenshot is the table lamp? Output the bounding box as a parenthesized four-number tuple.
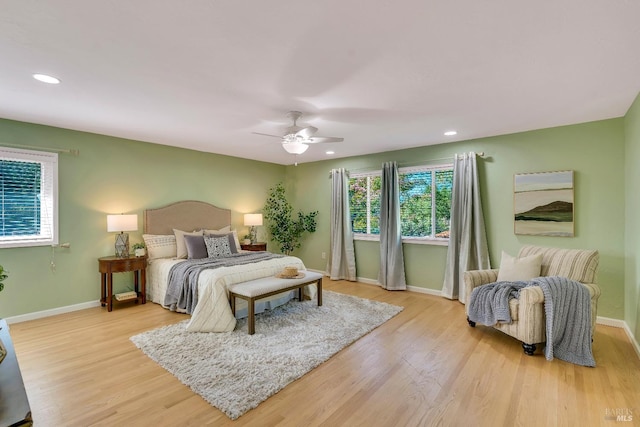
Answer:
(107, 214, 138, 257)
(244, 213, 263, 244)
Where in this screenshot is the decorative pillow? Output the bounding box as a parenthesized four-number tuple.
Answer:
(204, 235, 232, 258)
(173, 229, 204, 259)
(231, 230, 241, 251)
(204, 227, 240, 251)
(497, 251, 543, 282)
(518, 245, 599, 283)
(183, 234, 208, 259)
(142, 234, 177, 260)
(204, 226, 231, 234)
(208, 233, 238, 253)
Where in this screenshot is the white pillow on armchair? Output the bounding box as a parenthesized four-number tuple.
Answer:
(496, 251, 543, 282)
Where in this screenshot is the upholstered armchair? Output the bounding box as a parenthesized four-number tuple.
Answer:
(463, 245, 601, 355)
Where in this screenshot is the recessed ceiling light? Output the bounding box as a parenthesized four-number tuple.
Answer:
(326, 151, 335, 155)
(444, 130, 457, 136)
(33, 74, 61, 84)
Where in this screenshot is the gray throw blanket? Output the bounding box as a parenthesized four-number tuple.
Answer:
(164, 252, 284, 314)
(467, 280, 529, 325)
(468, 276, 595, 367)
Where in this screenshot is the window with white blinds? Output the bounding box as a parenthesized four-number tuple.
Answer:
(349, 172, 381, 236)
(0, 147, 58, 248)
(348, 164, 453, 242)
(398, 165, 453, 239)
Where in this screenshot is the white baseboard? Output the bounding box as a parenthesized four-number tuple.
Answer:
(353, 275, 443, 296)
(596, 316, 626, 328)
(5, 300, 101, 325)
(407, 285, 442, 296)
(596, 316, 640, 360)
(356, 276, 379, 286)
(623, 322, 640, 360)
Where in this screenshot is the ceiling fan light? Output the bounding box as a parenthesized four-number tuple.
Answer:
(33, 73, 61, 84)
(283, 142, 309, 154)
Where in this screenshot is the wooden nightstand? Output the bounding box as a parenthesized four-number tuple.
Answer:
(240, 242, 267, 251)
(98, 255, 147, 312)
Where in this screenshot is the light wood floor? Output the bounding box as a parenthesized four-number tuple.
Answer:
(9, 280, 640, 427)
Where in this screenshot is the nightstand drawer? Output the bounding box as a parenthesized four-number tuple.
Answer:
(240, 242, 267, 251)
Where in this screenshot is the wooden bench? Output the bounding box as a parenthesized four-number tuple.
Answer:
(228, 271, 323, 335)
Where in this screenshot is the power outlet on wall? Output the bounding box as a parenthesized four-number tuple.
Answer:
(321, 252, 326, 260)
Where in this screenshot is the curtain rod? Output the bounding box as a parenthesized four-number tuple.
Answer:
(329, 151, 485, 177)
(400, 151, 485, 167)
(1, 143, 80, 156)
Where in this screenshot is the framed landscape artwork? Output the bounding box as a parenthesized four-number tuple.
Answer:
(514, 170, 574, 237)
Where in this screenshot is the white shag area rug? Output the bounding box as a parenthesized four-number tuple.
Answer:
(130, 290, 403, 420)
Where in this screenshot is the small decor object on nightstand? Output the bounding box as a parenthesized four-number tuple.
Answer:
(132, 242, 146, 257)
(107, 214, 138, 257)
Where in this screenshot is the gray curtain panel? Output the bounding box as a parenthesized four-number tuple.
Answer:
(328, 168, 357, 281)
(378, 161, 407, 290)
(442, 152, 491, 302)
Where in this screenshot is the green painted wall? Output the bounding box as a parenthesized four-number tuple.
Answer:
(0, 115, 630, 322)
(287, 118, 626, 319)
(0, 118, 285, 318)
(624, 92, 640, 343)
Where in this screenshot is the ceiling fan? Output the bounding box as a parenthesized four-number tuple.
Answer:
(253, 111, 344, 155)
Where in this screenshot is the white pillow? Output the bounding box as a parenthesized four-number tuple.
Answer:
(142, 234, 177, 260)
(497, 251, 543, 282)
(230, 230, 241, 252)
(204, 226, 231, 234)
(173, 229, 204, 259)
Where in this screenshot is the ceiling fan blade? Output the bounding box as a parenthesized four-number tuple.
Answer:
(296, 126, 318, 139)
(252, 132, 283, 139)
(307, 136, 344, 143)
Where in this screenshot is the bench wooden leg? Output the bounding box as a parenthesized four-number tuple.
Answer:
(317, 278, 322, 306)
(248, 297, 255, 335)
(229, 293, 236, 316)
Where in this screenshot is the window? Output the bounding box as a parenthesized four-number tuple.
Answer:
(0, 147, 58, 248)
(348, 164, 453, 242)
(349, 173, 381, 235)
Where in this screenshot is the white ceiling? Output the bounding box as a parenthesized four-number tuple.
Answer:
(1, 1, 639, 165)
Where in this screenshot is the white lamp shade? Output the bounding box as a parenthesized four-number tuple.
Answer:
(244, 213, 263, 226)
(283, 142, 309, 154)
(107, 214, 138, 232)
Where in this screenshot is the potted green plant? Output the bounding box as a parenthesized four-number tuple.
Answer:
(263, 183, 318, 255)
(0, 264, 7, 293)
(242, 234, 251, 245)
(132, 243, 146, 257)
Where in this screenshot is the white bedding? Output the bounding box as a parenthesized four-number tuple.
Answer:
(146, 254, 316, 332)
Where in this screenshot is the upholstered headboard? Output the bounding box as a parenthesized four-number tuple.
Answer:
(143, 200, 231, 234)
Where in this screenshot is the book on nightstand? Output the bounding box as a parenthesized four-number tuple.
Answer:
(114, 291, 138, 301)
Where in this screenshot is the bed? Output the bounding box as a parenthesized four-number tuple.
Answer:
(143, 200, 315, 332)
